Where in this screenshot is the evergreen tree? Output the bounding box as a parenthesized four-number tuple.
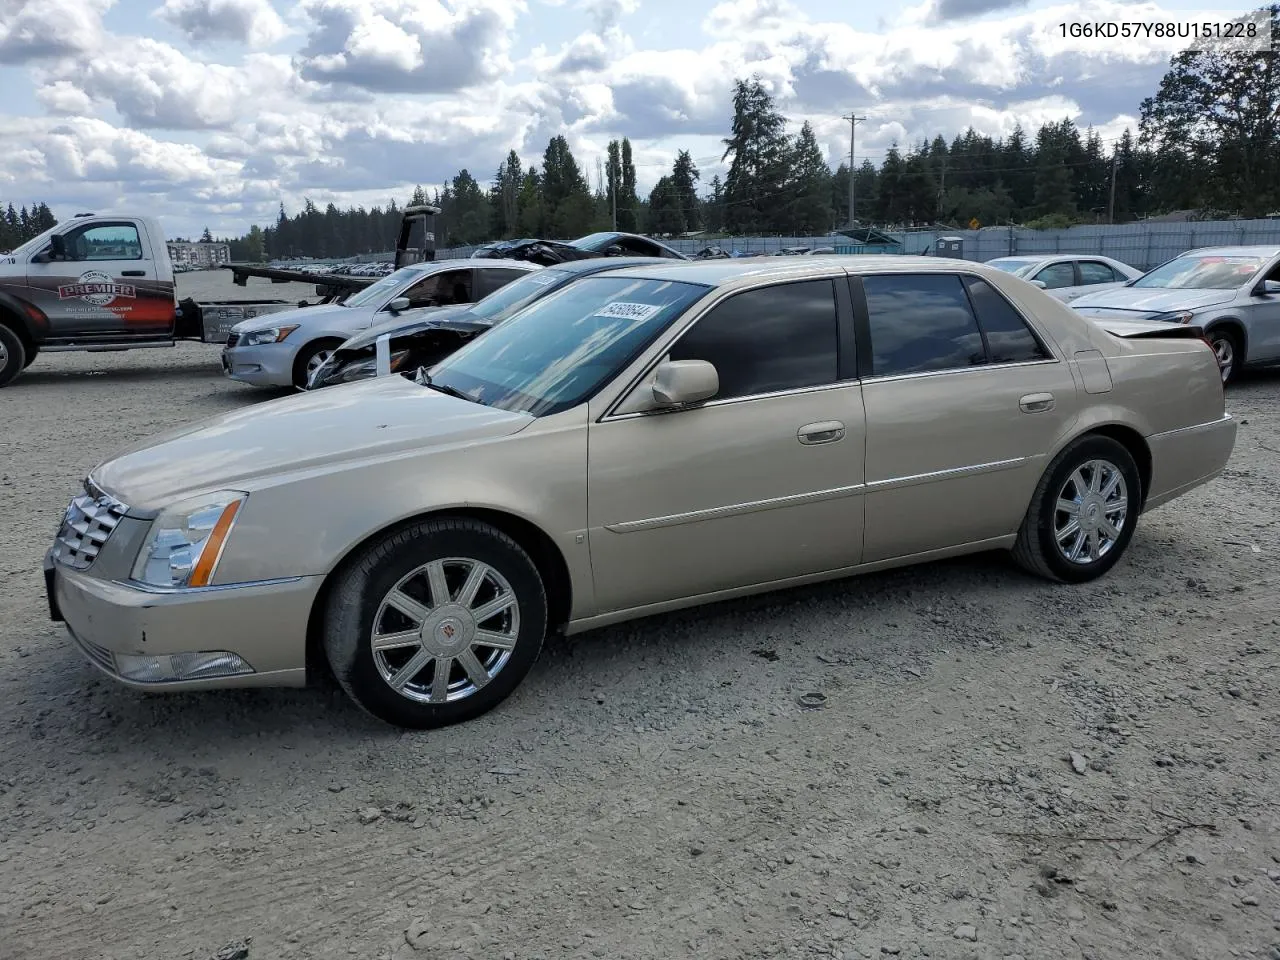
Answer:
(721, 76, 791, 234)
(671, 150, 701, 232)
(647, 176, 685, 234)
(787, 122, 833, 233)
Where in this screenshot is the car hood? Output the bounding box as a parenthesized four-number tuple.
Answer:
(231, 301, 357, 334)
(92, 376, 532, 512)
(1070, 287, 1236, 316)
(341, 306, 485, 350)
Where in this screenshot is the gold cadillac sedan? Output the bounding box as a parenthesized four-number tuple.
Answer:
(44, 257, 1237, 728)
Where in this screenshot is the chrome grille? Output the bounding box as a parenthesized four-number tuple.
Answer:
(52, 482, 128, 571)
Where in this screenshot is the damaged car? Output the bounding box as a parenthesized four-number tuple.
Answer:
(470, 231, 689, 266)
(307, 256, 664, 389)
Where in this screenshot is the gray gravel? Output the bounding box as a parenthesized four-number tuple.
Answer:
(1, 339, 1277, 960)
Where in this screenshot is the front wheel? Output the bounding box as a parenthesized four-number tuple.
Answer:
(292, 338, 344, 390)
(322, 518, 548, 728)
(0, 325, 27, 387)
(1012, 435, 1142, 583)
(1206, 327, 1241, 384)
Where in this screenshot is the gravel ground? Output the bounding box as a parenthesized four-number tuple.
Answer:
(0, 339, 1277, 960)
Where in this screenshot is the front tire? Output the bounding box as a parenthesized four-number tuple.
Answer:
(0, 325, 27, 387)
(292, 338, 344, 390)
(1012, 435, 1141, 583)
(1206, 326, 1241, 384)
(322, 518, 548, 729)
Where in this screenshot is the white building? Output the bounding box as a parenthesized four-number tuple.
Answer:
(167, 241, 231, 268)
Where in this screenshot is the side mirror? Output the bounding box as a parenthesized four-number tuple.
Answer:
(652, 359, 719, 407)
(1029, 279, 1047, 289)
(387, 297, 411, 312)
(49, 235, 67, 260)
(1256, 279, 1280, 296)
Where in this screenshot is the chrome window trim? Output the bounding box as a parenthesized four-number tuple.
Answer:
(598, 270, 850, 422)
(859, 357, 1061, 387)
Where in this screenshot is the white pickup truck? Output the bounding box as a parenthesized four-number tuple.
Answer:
(0, 214, 304, 387)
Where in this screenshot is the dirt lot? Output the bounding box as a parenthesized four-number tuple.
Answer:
(0, 343, 1277, 960)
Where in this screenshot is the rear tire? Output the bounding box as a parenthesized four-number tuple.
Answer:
(322, 518, 548, 729)
(22, 345, 38, 369)
(1012, 435, 1142, 584)
(0, 325, 27, 387)
(1206, 326, 1241, 384)
(292, 338, 344, 390)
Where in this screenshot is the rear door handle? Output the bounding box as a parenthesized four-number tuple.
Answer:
(121, 270, 145, 276)
(1019, 393, 1055, 413)
(798, 420, 845, 445)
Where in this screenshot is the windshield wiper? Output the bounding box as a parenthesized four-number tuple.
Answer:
(414, 367, 479, 403)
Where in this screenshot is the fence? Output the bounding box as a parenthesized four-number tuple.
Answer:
(429, 218, 1280, 270)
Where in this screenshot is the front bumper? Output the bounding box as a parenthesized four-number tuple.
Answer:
(45, 550, 319, 690)
(222, 341, 298, 387)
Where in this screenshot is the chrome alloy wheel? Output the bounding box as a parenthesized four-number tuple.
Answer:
(306, 348, 334, 380)
(0, 340, 7, 367)
(1211, 335, 1234, 382)
(1054, 459, 1129, 564)
(370, 558, 520, 704)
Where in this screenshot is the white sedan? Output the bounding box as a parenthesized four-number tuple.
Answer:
(985, 255, 1144, 304)
(221, 259, 541, 388)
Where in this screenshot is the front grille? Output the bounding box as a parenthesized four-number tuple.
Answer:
(226, 332, 239, 348)
(52, 482, 129, 571)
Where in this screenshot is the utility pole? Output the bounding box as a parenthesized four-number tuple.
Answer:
(611, 164, 617, 230)
(841, 114, 866, 228)
(1108, 152, 1118, 224)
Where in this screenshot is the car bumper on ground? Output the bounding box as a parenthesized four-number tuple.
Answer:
(45, 550, 319, 690)
(1145, 413, 1238, 511)
(221, 342, 297, 387)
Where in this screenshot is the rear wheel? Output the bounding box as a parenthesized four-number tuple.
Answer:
(1012, 435, 1141, 583)
(322, 518, 548, 729)
(0, 325, 27, 387)
(292, 338, 344, 389)
(1206, 327, 1241, 384)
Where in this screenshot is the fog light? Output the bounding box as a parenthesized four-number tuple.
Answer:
(114, 651, 254, 683)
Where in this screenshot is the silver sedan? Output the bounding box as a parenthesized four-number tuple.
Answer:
(985, 255, 1143, 303)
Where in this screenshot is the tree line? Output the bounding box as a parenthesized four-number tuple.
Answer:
(0, 203, 58, 253)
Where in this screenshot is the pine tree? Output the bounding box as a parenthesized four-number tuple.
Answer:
(671, 150, 701, 232)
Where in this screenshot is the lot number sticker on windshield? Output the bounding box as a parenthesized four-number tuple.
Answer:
(593, 301, 662, 322)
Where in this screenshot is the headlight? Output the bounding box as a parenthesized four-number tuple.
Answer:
(1151, 311, 1195, 324)
(240, 325, 299, 346)
(130, 491, 246, 589)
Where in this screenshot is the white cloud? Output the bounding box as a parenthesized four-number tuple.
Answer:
(0, 0, 113, 64)
(155, 0, 290, 48)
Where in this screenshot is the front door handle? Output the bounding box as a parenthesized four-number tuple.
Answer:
(798, 420, 845, 445)
(121, 270, 145, 276)
(1019, 392, 1055, 413)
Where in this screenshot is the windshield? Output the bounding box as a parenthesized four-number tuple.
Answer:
(426, 276, 710, 417)
(343, 267, 423, 308)
(5, 223, 63, 258)
(1132, 254, 1263, 290)
(471, 269, 572, 322)
(987, 258, 1041, 276)
(567, 233, 617, 251)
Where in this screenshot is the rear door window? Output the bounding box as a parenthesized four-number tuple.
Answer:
(862, 274, 986, 377)
(1078, 261, 1120, 285)
(962, 277, 1052, 363)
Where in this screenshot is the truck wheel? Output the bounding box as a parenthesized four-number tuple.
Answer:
(0, 325, 27, 387)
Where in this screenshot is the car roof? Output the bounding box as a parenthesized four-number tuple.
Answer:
(596, 255, 1010, 288)
(550, 256, 676, 275)
(407, 257, 539, 272)
(1182, 245, 1280, 258)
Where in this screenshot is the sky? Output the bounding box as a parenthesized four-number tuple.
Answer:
(0, 0, 1263, 239)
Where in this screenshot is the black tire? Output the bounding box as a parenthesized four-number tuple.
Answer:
(22, 346, 38, 369)
(1205, 326, 1241, 384)
(0, 325, 27, 388)
(292, 338, 344, 390)
(322, 517, 548, 729)
(1012, 434, 1142, 584)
